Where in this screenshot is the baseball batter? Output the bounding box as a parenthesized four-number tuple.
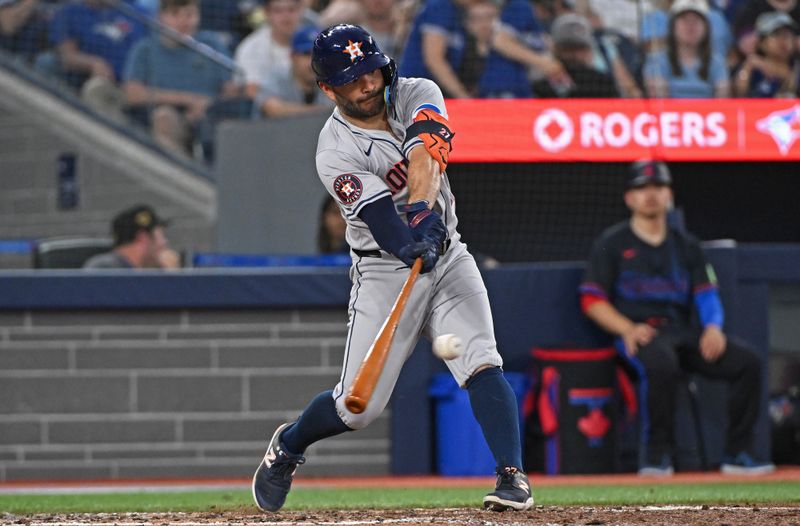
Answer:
(252, 24, 533, 513)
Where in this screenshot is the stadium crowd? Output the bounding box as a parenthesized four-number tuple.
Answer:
(1, 0, 798, 159)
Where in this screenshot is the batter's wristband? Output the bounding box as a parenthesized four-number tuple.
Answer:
(397, 200, 430, 215)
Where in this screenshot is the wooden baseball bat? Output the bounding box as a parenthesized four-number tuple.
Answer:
(345, 258, 423, 414)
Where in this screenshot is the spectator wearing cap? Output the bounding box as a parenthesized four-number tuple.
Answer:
(532, 13, 620, 97)
(733, 11, 800, 95)
(643, 0, 730, 97)
(641, 0, 732, 57)
(532, 0, 643, 97)
(255, 25, 334, 117)
(83, 205, 176, 269)
(733, 0, 800, 58)
(579, 160, 774, 478)
(234, 0, 304, 101)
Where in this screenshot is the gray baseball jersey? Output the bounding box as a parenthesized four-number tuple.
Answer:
(315, 77, 503, 430)
(316, 77, 459, 252)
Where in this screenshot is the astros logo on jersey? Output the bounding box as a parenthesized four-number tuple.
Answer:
(333, 174, 363, 204)
(342, 40, 364, 62)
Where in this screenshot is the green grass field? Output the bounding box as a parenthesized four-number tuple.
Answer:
(2, 482, 798, 514)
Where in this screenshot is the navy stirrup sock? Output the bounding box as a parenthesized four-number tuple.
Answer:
(466, 367, 523, 470)
(280, 390, 352, 455)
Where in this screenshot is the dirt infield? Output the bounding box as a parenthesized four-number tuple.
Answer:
(6, 505, 800, 526)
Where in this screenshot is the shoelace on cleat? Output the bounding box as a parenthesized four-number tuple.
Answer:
(495, 468, 524, 490)
(270, 454, 306, 480)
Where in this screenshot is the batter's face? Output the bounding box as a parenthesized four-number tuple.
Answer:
(321, 68, 386, 121)
(624, 184, 672, 219)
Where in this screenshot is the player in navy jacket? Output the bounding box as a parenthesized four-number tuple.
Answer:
(579, 161, 774, 476)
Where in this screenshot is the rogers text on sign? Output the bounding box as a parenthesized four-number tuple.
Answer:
(445, 99, 800, 161)
(578, 111, 728, 149)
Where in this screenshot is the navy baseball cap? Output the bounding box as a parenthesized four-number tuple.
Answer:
(292, 26, 319, 55)
(627, 161, 672, 190)
(111, 205, 168, 246)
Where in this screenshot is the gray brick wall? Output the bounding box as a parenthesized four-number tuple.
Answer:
(0, 308, 390, 481)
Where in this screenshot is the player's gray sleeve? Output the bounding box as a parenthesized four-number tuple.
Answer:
(397, 78, 449, 159)
(316, 149, 392, 219)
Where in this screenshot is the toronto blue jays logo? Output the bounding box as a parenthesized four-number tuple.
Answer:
(756, 104, 800, 155)
(333, 174, 363, 204)
(93, 19, 134, 42)
(342, 40, 364, 62)
(569, 388, 612, 447)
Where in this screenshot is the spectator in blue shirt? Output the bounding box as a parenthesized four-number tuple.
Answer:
(123, 0, 237, 155)
(477, 0, 545, 98)
(641, 0, 733, 57)
(400, 0, 565, 98)
(47, 0, 147, 121)
(399, 0, 471, 96)
(644, 0, 730, 97)
(135, 0, 159, 16)
(50, 0, 147, 82)
(733, 11, 800, 96)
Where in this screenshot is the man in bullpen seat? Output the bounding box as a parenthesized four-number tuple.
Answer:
(578, 160, 774, 476)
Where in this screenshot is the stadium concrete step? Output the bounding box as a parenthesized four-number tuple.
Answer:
(0, 64, 216, 268)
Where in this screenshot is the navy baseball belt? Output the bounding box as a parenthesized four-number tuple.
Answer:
(353, 238, 451, 259)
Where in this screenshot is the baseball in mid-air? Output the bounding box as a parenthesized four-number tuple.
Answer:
(432, 334, 463, 360)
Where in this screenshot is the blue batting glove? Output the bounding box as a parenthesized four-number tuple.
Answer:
(396, 240, 439, 274)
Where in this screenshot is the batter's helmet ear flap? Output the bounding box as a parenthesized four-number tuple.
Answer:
(382, 58, 398, 109)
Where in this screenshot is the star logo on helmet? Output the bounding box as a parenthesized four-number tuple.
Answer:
(343, 40, 364, 62)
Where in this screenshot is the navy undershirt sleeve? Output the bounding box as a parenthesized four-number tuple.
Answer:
(358, 196, 414, 256)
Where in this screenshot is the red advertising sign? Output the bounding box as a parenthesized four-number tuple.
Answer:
(446, 99, 800, 162)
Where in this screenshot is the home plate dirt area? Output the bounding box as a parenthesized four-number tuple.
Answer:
(7, 506, 800, 526)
